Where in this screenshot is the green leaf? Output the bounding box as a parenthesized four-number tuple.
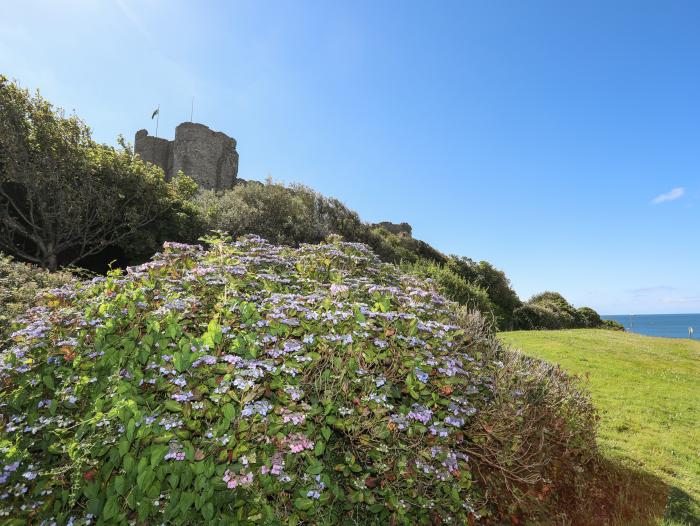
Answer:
(321, 427, 331, 440)
(314, 440, 325, 456)
(126, 418, 136, 441)
(139, 349, 149, 364)
(103, 495, 119, 520)
(118, 438, 130, 457)
(202, 502, 214, 521)
(42, 375, 54, 390)
(83, 482, 99, 500)
(147, 481, 161, 500)
(166, 323, 179, 339)
(114, 475, 126, 496)
(180, 466, 193, 488)
(164, 400, 183, 412)
(126, 491, 137, 510)
(123, 454, 135, 472)
(137, 457, 148, 474)
(138, 501, 152, 521)
(194, 474, 208, 492)
(87, 497, 102, 516)
(173, 352, 187, 373)
(306, 461, 324, 475)
(222, 403, 235, 421)
(293, 497, 314, 511)
(150, 445, 167, 467)
(137, 469, 155, 491)
(179, 491, 195, 513)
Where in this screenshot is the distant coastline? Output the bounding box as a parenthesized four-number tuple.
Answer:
(602, 313, 700, 339)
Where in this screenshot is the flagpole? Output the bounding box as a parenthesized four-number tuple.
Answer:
(190, 97, 194, 122)
(155, 104, 160, 138)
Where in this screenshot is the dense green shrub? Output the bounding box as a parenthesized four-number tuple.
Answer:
(0, 252, 75, 340)
(446, 257, 521, 330)
(513, 292, 608, 331)
(453, 307, 496, 340)
(400, 258, 494, 316)
(194, 181, 446, 269)
(366, 227, 445, 265)
(478, 344, 600, 523)
(0, 236, 599, 524)
(528, 292, 582, 327)
(577, 307, 603, 328)
(429, 310, 602, 522)
(195, 181, 336, 246)
(601, 319, 625, 331)
(513, 303, 564, 330)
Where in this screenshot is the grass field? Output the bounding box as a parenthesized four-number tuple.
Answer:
(499, 329, 700, 525)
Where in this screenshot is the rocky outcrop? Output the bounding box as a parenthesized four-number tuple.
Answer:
(134, 122, 238, 191)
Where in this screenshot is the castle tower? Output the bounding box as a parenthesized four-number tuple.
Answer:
(134, 122, 239, 191)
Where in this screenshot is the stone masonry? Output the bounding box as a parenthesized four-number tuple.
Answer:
(134, 122, 239, 191)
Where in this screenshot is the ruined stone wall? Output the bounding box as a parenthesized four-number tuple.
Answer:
(134, 130, 173, 180)
(134, 123, 238, 191)
(171, 123, 239, 191)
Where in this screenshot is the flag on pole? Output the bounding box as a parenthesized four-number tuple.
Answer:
(151, 107, 159, 119)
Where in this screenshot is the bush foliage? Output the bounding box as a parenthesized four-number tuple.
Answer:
(193, 181, 445, 268)
(0, 252, 75, 340)
(400, 259, 494, 317)
(513, 291, 612, 331)
(0, 236, 599, 524)
(445, 257, 522, 330)
(193, 181, 530, 330)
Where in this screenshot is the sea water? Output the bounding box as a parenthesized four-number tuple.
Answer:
(601, 313, 700, 339)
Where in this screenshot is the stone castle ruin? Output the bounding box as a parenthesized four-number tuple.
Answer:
(134, 122, 239, 191)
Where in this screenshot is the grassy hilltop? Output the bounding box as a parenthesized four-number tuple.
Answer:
(500, 329, 700, 525)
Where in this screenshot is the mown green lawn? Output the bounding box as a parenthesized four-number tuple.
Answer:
(499, 329, 700, 525)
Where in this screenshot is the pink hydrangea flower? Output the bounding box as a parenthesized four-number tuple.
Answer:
(223, 470, 254, 489)
(284, 433, 314, 453)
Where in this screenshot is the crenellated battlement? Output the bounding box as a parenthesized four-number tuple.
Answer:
(134, 122, 238, 191)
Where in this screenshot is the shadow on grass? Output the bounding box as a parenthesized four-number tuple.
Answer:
(664, 487, 700, 526)
(580, 457, 700, 526)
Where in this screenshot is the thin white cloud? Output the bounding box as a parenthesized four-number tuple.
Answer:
(628, 285, 675, 297)
(114, 0, 153, 41)
(651, 187, 684, 204)
(661, 295, 700, 305)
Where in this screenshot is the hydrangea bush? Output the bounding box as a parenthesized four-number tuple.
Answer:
(0, 235, 593, 524)
(0, 252, 75, 341)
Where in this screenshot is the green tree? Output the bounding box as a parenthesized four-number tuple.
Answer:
(0, 75, 198, 270)
(447, 256, 522, 329)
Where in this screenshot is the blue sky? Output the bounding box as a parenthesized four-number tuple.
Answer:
(2, 0, 699, 314)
